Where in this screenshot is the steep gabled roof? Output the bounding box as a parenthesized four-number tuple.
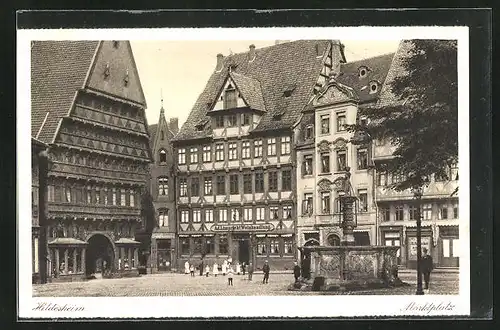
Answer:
(174, 40, 332, 141)
(229, 72, 265, 111)
(148, 124, 158, 150)
(337, 52, 395, 104)
(376, 41, 414, 108)
(31, 41, 99, 143)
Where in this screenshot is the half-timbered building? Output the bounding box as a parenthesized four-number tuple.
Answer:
(31, 40, 151, 281)
(173, 40, 346, 271)
(373, 41, 460, 269)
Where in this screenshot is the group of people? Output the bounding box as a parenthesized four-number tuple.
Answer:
(184, 259, 275, 285)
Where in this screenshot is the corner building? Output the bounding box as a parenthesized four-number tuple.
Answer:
(173, 40, 346, 271)
(31, 41, 151, 281)
(295, 53, 394, 255)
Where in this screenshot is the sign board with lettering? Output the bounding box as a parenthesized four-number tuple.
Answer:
(209, 223, 275, 232)
(408, 236, 431, 260)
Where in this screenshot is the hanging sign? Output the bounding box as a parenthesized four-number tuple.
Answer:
(210, 223, 275, 232)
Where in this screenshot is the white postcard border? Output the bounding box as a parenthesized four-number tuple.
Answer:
(17, 26, 470, 318)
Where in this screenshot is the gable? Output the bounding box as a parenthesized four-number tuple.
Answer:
(85, 41, 147, 107)
(212, 75, 247, 111)
(312, 80, 358, 107)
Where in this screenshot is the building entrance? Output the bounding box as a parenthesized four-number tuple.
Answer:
(238, 238, 250, 264)
(86, 234, 115, 277)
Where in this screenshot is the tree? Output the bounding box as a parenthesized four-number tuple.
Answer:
(349, 40, 458, 191)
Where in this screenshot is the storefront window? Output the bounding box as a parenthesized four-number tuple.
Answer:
(180, 238, 190, 255)
(257, 237, 267, 255)
(205, 237, 215, 254)
(283, 237, 293, 254)
(270, 239, 280, 254)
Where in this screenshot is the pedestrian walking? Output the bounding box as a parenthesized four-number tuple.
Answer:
(184, 260, 190, 275)
(205, 264, 210, 277)
(227, 266, 234, 286)
(421, 247, 434, 291)
(190, 264, 195, 277)
(247, 262, 254, 281)
(199, 261, 204, 276)
(236, 262, 241, 275)
(213, 262, 219, 277)
(293, 261, 301, 282)
(222, 260, 228, 276)
(242, 262, 246, 276)
(262, 260, 270, 284)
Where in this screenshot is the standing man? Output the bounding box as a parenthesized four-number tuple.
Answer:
(247, 262, 254, 281)
(421, 247, 434, 291)
(293, 261, 301, 283)
(262, 260, 270, 284)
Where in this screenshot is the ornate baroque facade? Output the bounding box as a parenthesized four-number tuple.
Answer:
(31, 40, 151, 281)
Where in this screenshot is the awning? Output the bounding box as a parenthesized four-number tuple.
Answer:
(115, 238, 141, 245)
(48, 238, 88, 246)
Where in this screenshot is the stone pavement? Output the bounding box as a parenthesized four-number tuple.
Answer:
(33, 271, 459, 297)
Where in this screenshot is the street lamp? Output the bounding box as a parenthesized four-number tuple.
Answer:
(411, 185, 425, 295)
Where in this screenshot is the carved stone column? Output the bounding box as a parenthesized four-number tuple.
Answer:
(134, 248, 139, 269)
(55, 248, 60, 277)
(340, 196, 357, 246)
(64, 249, 69, 274)
(72, 248, 77, 274)
(81, 247, 86, 275)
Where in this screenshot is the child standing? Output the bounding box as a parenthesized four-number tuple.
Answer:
(190, 264, 195, 277)
(205, 264, 210, 277)
(227, 265, 234, 286)
(213, 262, 219, 277)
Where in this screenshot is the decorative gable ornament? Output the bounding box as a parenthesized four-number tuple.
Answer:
(313, 77, 359, 107)
(317, 178, 333, 192)
(332, 137, 348, 150)
(317, 140, 331, 153)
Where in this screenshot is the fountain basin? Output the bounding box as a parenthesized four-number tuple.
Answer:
(292, 245, 405, 292)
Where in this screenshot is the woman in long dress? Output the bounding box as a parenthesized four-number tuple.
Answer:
(205, 264, 210, 277)
(213, 262, 219, 277)
(184, 261, 190, 274)
(221, 260, 228, 276)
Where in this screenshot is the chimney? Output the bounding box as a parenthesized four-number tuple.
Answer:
(216, 53, 224, 72)
(248, 44, 256, 62)
(169, 118, 179, 134)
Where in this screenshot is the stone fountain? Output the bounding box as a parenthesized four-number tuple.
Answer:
(291, 169, 405, 292)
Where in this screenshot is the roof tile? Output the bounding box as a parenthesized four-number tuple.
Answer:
(174, 40, 331, 141)
(31, 41, 99, 143)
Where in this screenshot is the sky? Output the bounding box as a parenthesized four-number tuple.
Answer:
(130, 40, 400, 129)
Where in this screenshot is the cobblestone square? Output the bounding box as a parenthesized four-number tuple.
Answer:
(33, 271, 459, 297)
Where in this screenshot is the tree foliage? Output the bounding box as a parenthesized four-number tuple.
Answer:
(349, 40, 458, 191)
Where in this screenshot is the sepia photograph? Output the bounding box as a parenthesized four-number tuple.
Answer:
(18, 26, 470, 318)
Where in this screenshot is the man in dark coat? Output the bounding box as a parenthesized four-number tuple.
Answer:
(262, 260, 270, 284)
(293, 261, 301, 282)
(421, 247, 434, 290)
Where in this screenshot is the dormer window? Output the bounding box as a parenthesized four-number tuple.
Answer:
(369, 81, 379, 94)
(124, 70, 129, 86)
(224, 88, 237, 109)
(215, 115, 224, 128)
(113, 41, 119, 48)
(304, 125, 314, 140)
(359, 66, 368, 78)
(159, 149, 167, 164)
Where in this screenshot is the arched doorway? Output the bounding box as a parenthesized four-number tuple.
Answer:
(326, 234, 341, 246)
(302, 239, 320, 279)
(86, 233, 116, 278)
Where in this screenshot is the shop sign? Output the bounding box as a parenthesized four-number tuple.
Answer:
(210, 223, 275, 232)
